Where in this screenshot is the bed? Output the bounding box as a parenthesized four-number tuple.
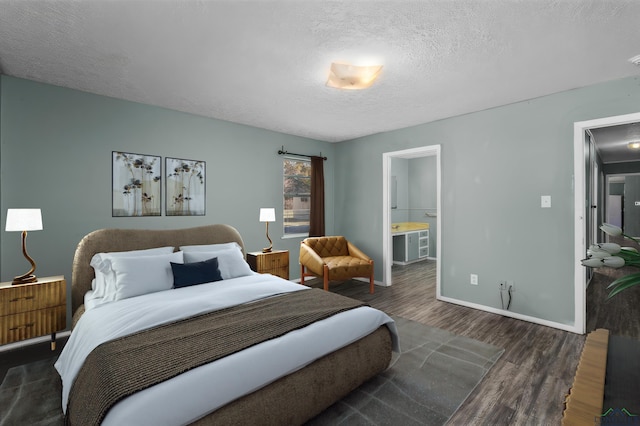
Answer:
(56, 224, 397, 425)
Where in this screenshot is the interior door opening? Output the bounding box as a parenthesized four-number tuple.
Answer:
(574, 111, 640, 334)
(382, 145, 441, 298)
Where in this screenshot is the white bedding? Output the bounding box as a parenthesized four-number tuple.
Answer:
(56, 273, 398, 425)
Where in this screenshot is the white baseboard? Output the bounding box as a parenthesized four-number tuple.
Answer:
(437, 295, 582, 334)
(0, 330, 71, 352)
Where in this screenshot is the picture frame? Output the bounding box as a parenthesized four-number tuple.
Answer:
(166, 157, 206, 216)
(112, 151, 162, 217)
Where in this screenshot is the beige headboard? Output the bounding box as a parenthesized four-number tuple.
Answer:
(71, 224, 245, 316)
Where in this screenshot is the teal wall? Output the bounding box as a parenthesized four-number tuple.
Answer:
(390, 157, 408, 223)
(0, 76, 335, 326)
(408, 156, 437, 257)
(603, 161, 640, 175)
(624, 175, 640, 237)
(334, 75, 640, 327)
(4, 72, 640, 330)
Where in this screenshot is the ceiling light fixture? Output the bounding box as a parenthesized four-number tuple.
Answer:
(628, 55, 640, 66)
(326, 62, 383, 90)
(628, 141, 640, 150)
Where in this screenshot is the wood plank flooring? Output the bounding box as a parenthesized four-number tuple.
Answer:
(319, 261, 587, 426)
(586, 270, 640, 338)
(586, 234, 640, 338)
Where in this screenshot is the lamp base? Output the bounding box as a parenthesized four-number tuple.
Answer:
(12, 274, 37, 285)
(262, 247, 273, 253)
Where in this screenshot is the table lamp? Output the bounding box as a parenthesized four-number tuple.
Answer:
(259, 208, 276, 253)
(5, 208, 43, 285)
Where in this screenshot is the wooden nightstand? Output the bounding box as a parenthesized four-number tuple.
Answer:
(0, 275, 66, 350)
(247, 250, 289, 280)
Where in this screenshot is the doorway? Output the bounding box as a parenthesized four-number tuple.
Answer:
(382, 145, 441, 296)
(574, 111, 640, 334)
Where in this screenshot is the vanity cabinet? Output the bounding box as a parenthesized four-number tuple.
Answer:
(418, 230, 429, 258)
(393, 228, 429, 265)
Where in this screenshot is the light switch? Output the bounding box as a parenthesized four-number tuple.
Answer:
(541, 196, 551, 208)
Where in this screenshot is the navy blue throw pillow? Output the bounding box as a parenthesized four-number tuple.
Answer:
(171, 257, 223, 288)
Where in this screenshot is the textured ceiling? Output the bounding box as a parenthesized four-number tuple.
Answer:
(590, 123, 640, 164)
(1, 0, 640, 143)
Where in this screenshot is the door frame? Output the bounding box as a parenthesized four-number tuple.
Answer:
(382, 145, 441, 294)
(574, 111, 640, 334)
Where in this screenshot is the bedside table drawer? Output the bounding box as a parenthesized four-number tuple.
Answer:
(1, 306, 66, 344)
(247, 250, 290, 280)
(255, 254, 289, 271)
(0, 278, 66, 314)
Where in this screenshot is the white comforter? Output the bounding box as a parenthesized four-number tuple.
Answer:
(55, 274, 398, 425)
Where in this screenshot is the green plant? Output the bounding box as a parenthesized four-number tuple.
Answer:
(581, 223, 640, 298)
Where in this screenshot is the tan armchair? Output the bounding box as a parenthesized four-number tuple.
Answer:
(299, 236, 374, 294)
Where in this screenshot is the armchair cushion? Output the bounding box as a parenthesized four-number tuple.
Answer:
(323, 256, 373, 281)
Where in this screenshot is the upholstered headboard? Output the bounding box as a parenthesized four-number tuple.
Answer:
(71, 224, 245, 316)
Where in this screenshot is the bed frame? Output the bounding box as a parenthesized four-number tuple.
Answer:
(70, 224, 392, 425)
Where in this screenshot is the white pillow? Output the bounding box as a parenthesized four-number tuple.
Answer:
(184, 248, 253, 279)
(90, 247, 174, 299)
(110, 251, 184, 301)
(179, 242, 241, 253)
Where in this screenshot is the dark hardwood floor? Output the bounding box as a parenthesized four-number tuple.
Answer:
(1, 257, 637, 425)
(586, 235, 640, 338)
(321, 261, 585, 426)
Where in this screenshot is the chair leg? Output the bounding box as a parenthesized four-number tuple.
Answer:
(369, 260, 375, 294)
(300, 264, 305, 285)
(323, 264, 329, 291)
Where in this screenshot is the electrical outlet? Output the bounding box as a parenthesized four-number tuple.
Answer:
(507, 280, 515, 292)
(470, 274, 478, 285)
(499, 281, 507, 291)
(541, 195, 551, 208)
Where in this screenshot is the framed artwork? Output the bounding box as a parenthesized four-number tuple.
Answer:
(112, 151, 162, 217)
(166, 157, 206, 216)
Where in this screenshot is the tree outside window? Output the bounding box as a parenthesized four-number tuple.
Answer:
(283, 158, 311, 235)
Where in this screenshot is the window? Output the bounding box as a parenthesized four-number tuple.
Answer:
(283, 157, 311, 236)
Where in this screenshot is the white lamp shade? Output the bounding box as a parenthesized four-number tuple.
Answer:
(259, 208, 276, 223)
(5, 209, 43, 232)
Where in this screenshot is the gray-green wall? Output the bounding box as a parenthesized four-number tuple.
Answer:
(0, 75, 335, 327)
(333, 76, 640, 327)
(3, 73, 640, 330)
(603, 161, 640, 175)
(624, 175, 640, 237)
(408, 156, 437, 257)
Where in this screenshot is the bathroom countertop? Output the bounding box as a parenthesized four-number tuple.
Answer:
(391, 222, 429, 233)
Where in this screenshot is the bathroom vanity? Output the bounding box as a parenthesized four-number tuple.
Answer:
(391, 222, 429, 265)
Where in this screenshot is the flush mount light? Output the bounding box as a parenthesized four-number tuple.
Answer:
(326, 62, 383, 90)
(628, 141, 640, 150)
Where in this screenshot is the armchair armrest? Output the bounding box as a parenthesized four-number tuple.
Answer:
(299, 243, 326, 276)
(347, 242, 371, 262)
